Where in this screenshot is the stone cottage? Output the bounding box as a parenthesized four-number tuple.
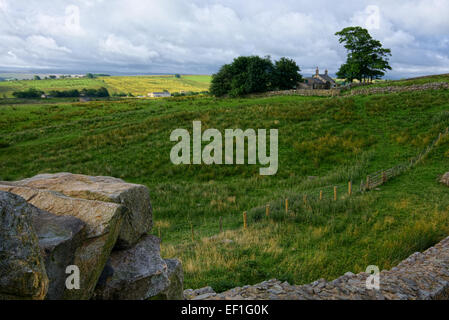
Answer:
(300, 67, 337, 89)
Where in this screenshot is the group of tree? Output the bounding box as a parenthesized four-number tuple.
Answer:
(50, 87, 110, 98)
(209, 26, 391, 96)
(12, 88, 44, 99)
(12, 87, 110, 99)
(210, 56, 302, 97)
(335, 26, 391, 83)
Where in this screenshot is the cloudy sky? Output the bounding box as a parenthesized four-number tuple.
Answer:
(1, 0, 448, 78)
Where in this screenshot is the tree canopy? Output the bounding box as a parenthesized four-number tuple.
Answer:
(335, 26, 392, 83)
(210, 56, 302, 97)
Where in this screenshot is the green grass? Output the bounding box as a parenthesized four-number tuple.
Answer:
(1, 85, 449, 291)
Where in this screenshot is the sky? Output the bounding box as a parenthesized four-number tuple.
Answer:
(1, 0, 449, 78)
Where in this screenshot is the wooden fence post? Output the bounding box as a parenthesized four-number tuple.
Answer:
(319, 190, 323, 201)
(382, 171, 387, 183)
(266, 204, 270, 217)
(243, 211, 247, 230)
(219, 216, 223, 233)
(366, 176, 370, 190)
(334, 186, 337, 201)
(285, 198, 288, 214)
(303, 195, 307, 205)
(348, 181, 352, 196)
(191, 224, 194, 242)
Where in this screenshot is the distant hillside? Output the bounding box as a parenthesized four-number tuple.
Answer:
(0, 75, 211, 98)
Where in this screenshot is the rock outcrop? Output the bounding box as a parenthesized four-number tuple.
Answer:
(158, 259, 184, 300)
(30, 206, 86, 300)
(0, 173, 183, 300)
(0, 184, 125, 300)
(93, 235, 169, 300)
(6, 173, 153, 249)
(0, 191, 49, 300)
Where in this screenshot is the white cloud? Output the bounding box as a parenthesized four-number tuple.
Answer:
(0, 0, 448, 77)
(99, 34, 159, 62)
(26, 35, 71, 54)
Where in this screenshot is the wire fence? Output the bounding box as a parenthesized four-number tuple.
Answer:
(197, 126, 449, 236)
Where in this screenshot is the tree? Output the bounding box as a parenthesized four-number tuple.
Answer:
(211, 55, 304, 97)
(273, 57, 302, 90)
(12, 88, 44, 99)
(33, 75, 41, 80)
(175, 74, 181, 78)
(85, 73, 94, 79)
(335, 26, 391, 83)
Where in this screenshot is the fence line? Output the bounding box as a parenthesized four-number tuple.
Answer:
(184, 127, 448, 241)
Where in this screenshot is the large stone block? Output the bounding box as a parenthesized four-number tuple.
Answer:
(0, 191, 49, 300)
(31, 209, 86, 299)
(5, 173, 152, 249)
(158, 259, 184, 300)
(92, 235, 169, 300)
(0, 184, 124, 300)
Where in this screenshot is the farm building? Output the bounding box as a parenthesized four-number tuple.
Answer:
(148, 92, 171, 98)
(300, 67, 337, 89)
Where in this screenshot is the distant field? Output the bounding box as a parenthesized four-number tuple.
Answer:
(0, 78, 107, 98)
(101, 75, 211, 96)
(0, 75, 211, 98)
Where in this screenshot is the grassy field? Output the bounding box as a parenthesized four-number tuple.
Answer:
(0, 78, 107, 98)
(0, 75, 211, 98)
(101, 75, 211, 96)
(1, 75, 449, 291)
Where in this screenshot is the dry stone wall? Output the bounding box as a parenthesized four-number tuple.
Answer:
(346, 82, 449, 96)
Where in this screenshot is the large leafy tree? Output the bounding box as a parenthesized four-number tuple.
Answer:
(210, 56, 302, 97)
(336, 26, 391, 83)
(273, 57, 303, 90)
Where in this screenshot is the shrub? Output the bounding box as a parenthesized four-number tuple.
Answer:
(12, 88, 44, 99)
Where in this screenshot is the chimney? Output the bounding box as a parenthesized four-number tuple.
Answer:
(325, 69, 328, 76)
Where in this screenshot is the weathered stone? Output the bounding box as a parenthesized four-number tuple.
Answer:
(0, 191, 48, 300)
(31, 209, 86, 300)
(440, 172, 449, 186)
(92, 235, 169, 300)
(0, 184, 124, 300)
(5, 172, 153, 249)
(156, 259, 184, 300)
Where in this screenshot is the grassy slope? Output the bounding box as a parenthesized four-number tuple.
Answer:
(0, 79, 449, 291)
(0, 75, 211, 98)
